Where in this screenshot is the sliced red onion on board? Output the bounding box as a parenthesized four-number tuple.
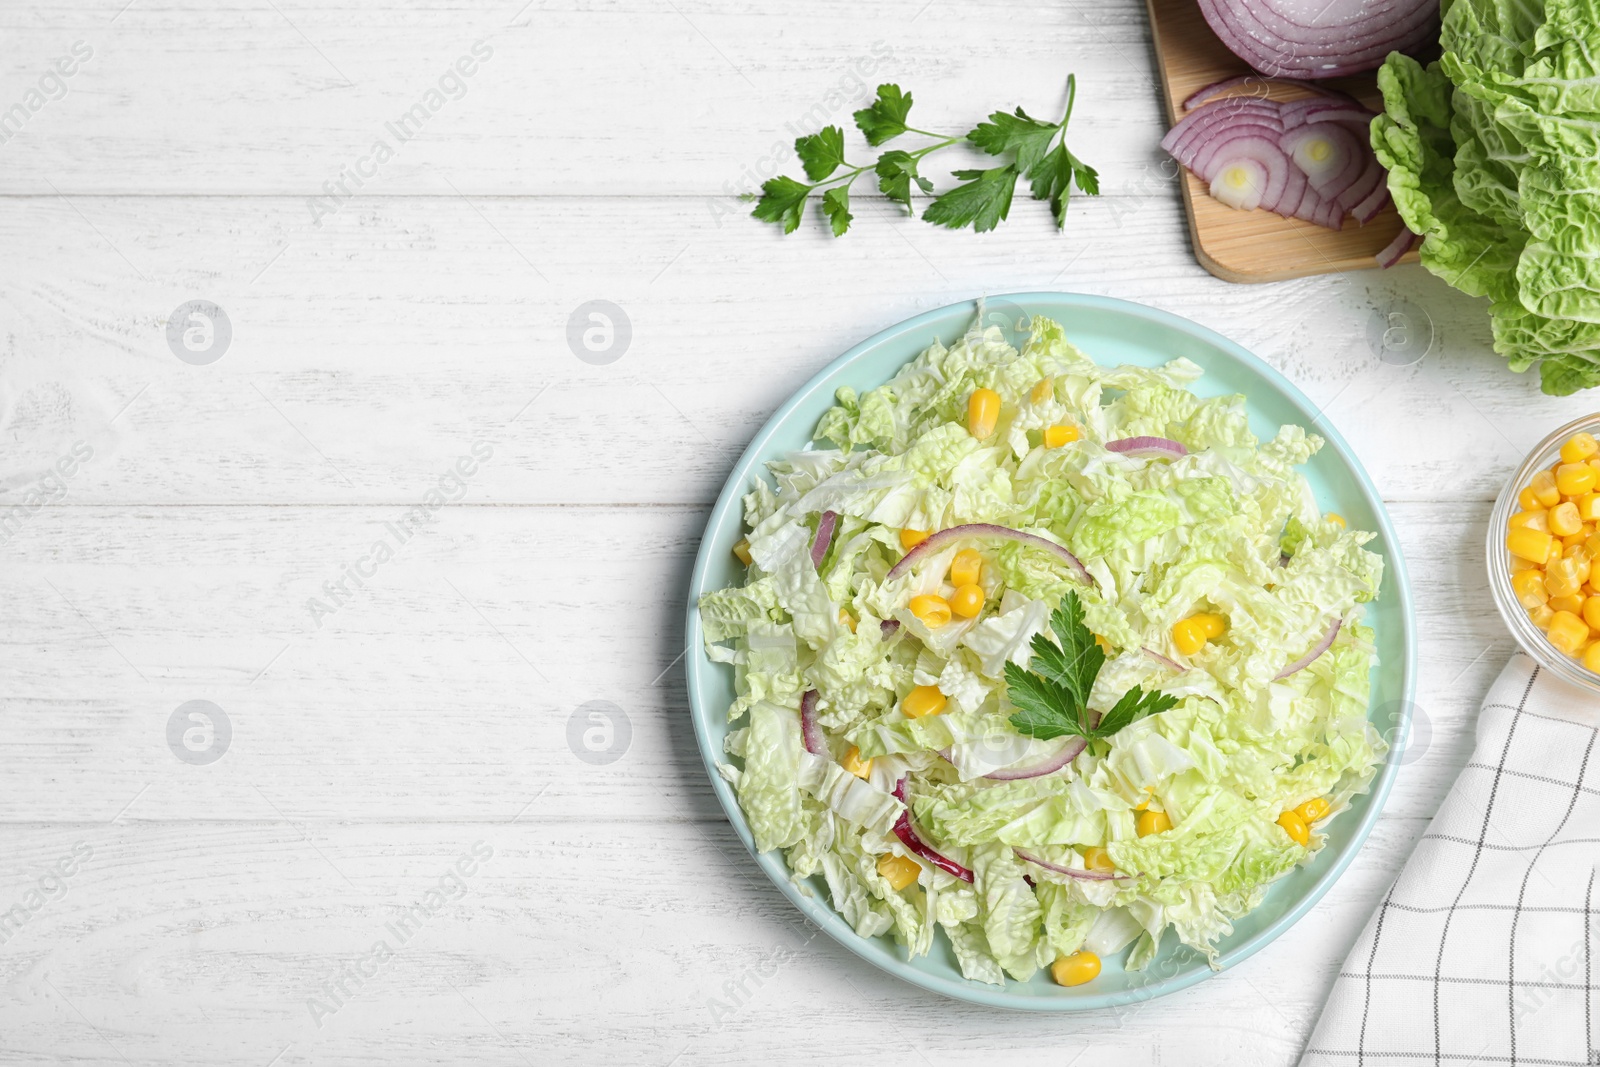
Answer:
(810, 510, 838, 569)
(1195, 0, 1438, 79)
(800, 690, 827, 757)
(1143, 647, 1186, 672)
(1281, 123, 1364, 200)
(1013, 847, 1130, 881)
(1350, 180, 1391, 224)
(1106, 436, 1189, 459)
(1274, 618, 1342, 679)
(887, 523, 1093, 587)
(891, 778, 974, 882)
(983, 737, 1087, 781)
(1376, 227, 1420, 268)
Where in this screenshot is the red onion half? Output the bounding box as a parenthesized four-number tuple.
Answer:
(810, 510, 838, 569)
(887, 523, 1093, 587)
(800, 690, 827, 757)
(1195, 0, 1438, 80)
(1106, 436, 1189, 460)
(891, 778, 974, 883)
(1274, 618, 1341, 679)
(983, 737, 1087, 781)
(1013, 847, 1130, 881)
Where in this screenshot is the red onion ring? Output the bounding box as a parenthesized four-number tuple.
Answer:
(1274, 618, 1342, 680)
(887, 523, 1093, 587)
(1143, 647, 1186, 672)
(1377, 227, 1419, 269)
(800, 690, 827, 757)
(1013, 847, 1130, 881)
(891, 779, 974, 882)
(810, 510, 838, 569)
(983, 737, 1087, 781)
(1106, 436, 1188, 459)
(1187, 77, 1358, 113)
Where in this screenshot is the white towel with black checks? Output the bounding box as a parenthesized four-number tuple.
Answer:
(1301, 653, 1600, 1066)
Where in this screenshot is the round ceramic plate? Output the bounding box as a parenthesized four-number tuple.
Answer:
(685, 292, 1415, 1010)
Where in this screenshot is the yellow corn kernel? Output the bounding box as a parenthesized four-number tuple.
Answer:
(1326, 512, 1346, 528)
(949, 548, 983, 588)
(1520, 486, 1543, 511)
(1562, 432, 1599, 464)
(1566, 533, 1590, 550)
(1552, 594, 1586, 616)
(1550, 610, 1590, 655)
(1560, 462, 1599, 498)
(1514, 569, 1550, 609)
(1583, 596, 1600, 631)
(838, 608, 857, 633)
(1530, 603, 1556, 628)
(1552, 502, 1584, 537)
(1094, 635, 1112, 653)
(1550, 555, 1593, 598)
(1590, 457, 1600, 475)
(1196, 613, 1227, 638)
(841, 745, 873, 779)
(1051, 951, 1101, 987)
(1136, 810, 1173, 837)
(733, 538, 753, 565)
(1509, 527, 1555, 563)
(877, 852, 921, 891)
(1081, 846, 1115, 873)
(1532, 470, 1562, 508)
(1585, 641, 1600, 674)
(1552, 540, 1567, 565)
(909, 594, 952, 629)
(967, 388, 1001, 440)
(1296, 797, 1331, 823)
(1277, 810, 1311, 847)
(902, 685, 947, 719)
(1510, 509, 1549, 532)
(1172, 614, 1218, 655)
(1043, 424, 1080, 449)
(900, 528, 931, 551)
(1030, 376, 1054, 405)
(950, 583, 985, 618)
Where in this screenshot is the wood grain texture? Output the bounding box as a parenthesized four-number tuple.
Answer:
(0, 0, 1569, 1062)
(1144, 0, 1421, 282)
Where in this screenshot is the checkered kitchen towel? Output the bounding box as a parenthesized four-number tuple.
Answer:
(1302, 653, 1600, 1066)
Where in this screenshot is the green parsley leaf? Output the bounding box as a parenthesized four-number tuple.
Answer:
(752, 175, 812, 234)
(1093, 686, 1179, 738)
(795, 125, 848, 181)
(853, 84, 914, 146)
(821, 185, 853, 237)
(968, 107, 1060, 175)
(1002, 661, 1088, 741)
(923, 164, 1018, 233)
(874, 149, 933, 213)
(1006, 592, 1177, 744)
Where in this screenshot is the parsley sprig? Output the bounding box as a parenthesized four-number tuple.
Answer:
(753, 76, 1099, 237)
(1005, 592, 1178, 742)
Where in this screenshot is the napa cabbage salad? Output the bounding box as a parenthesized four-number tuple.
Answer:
(697, 311, 1386, 986)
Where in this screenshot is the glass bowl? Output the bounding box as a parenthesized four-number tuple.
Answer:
(1487, 413, 1600, 695)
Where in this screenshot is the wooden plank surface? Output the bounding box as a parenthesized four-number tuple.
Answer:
(0, 0, 1572, 1063)
(1144, 0, 1421, 282)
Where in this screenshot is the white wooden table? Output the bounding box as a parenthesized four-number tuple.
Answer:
(0, 2, 1588, 1063)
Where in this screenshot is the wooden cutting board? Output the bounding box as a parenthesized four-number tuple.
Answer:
(1144, 0, 1419, 283)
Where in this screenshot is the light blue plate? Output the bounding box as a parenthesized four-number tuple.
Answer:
(685, 293, 1415, 1010)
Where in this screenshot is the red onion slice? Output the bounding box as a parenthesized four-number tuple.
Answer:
(891, 779, 974, 882)
(1013, 847, 1131, 881)
(1376, 227, 1419, 269)
(880, 618, 901, 638)
(810, 510, 838, 569)
(1143, 647, 1186, 672)
(800, 690, 827, 757)
(1281, 123, 1364, 201)
(983, 737, 1087, 781)
(887, 523, 1093, 587)
(1274, 618, 1342, 680)
(1106, 436, 1188, 459)
(1349, 181, 1391, 224)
